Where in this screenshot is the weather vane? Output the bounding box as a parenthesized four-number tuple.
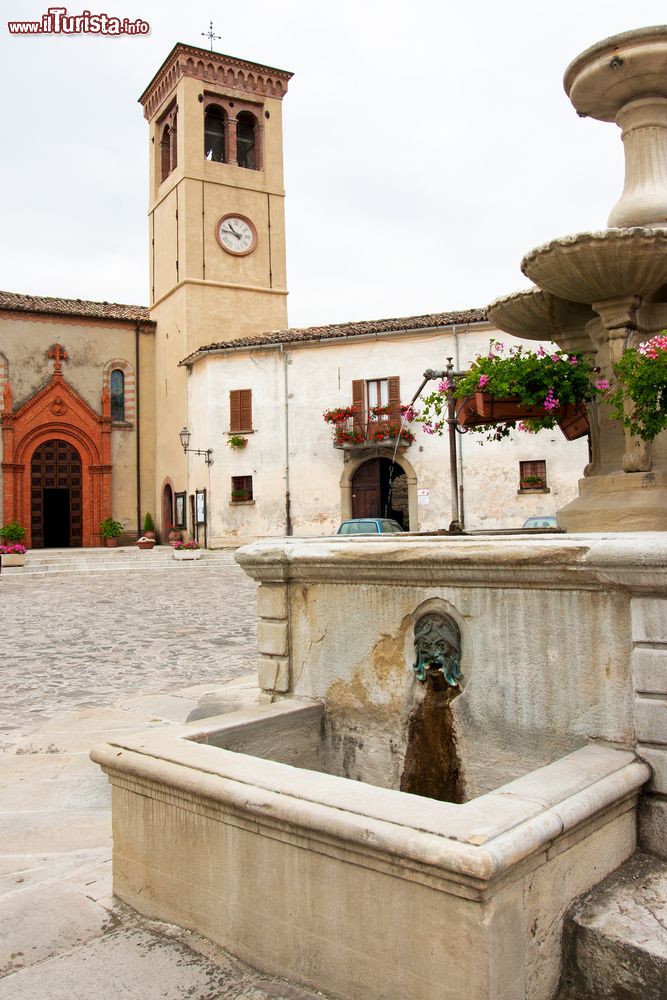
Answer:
(201, 21, 221, 51)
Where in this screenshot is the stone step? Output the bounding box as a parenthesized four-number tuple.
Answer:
(556, 852, 667, 1000)
(0, 547, 236, 577)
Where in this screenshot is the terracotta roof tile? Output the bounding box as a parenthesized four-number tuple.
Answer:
(0, 290, 153, 325)
(181, 308, 488, 364)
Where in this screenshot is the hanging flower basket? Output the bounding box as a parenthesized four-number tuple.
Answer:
(419, 341, 600, 442)
(557, 402, 590, 441)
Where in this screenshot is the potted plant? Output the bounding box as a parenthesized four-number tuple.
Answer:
(231, 487, 252, 502)
(333, 426, 366, 446)
(142, 512, 157, 541)
(519, 475, 545, 490)
(172, 539, 202, 561)
(166, 525, 182, 545)
(0, 520, 26, 544)
(419, 341, 601, 442)
(0, 542, 27, 567)
(323, 405, 357, 424)
(608, 333, 667, 442)
(136, 536, 156, 550)
(100, 517, 123, 547)
(227, 434, 248, 450)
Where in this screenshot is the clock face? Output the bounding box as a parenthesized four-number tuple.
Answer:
(216, 214, 257, 255)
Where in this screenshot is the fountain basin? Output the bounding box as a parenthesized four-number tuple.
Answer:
(564, 25, 667, 122)
(521, 228, 667, 303)
(92, 706, 647, 1000)
(487, 287, 596, 350)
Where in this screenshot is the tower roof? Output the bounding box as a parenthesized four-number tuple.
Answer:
(139, 42, 293, 121)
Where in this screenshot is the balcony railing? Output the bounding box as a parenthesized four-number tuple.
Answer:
(332, 415, 415, 449)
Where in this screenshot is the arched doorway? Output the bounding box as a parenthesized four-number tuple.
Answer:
(30, 440, 83, 548)
(162, 482, 174, 532)
(351, 457, 410, 529)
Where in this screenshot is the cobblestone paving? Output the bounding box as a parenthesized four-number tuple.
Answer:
(0, 551, 257, 746)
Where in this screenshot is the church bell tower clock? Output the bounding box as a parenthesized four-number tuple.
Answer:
(138, 43, 292, 522)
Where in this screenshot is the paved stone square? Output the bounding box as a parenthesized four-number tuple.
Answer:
(0, 551, 332, 999)
(1, 550, 257, 747)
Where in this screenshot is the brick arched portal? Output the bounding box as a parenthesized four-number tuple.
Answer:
(1, 351, 112, 548)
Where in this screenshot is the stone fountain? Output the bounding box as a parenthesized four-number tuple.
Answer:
(490, 26, 667, 531)
(91, 27, 667, 1000)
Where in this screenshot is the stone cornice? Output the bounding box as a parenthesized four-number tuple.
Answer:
(139, 43, 293, 122)
(234, 534, 667, 594)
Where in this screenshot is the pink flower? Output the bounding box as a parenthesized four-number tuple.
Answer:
(595, 378, 610, 391)
(493, 342, 505, 353)
(570, 356, 578, 365)
(478, 374, 490, 388)
(543, 388, 560, 411)
(537, 346, 546, 357)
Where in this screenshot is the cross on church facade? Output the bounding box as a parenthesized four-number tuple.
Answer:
(201, 21, 220, 51)
(48, 344, 68, 373)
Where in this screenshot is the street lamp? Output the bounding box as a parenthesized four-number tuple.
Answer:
(179, 426, 213, 465)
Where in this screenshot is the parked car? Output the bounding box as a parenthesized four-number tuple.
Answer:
(522, 515, 558, 529)
(337, 518, 404, 535)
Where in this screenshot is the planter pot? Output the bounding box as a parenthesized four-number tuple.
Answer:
(136, 539, 156, 550)
(104, 538, 119, 547)
(1, 553, 26, 567)
(168, 530, 182, 546)
(143, 530, 158, 542)
(173, 549, 203, 561)
(558, 402, 590, 441)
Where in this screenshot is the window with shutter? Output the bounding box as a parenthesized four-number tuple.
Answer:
(230, 389, 252, 432)
(352, 380, 365, 429)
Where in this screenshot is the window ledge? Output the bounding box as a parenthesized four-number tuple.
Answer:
(111, 421, 134, 430)
(518, 487, 550, 494)
(230, 499, 256, 506)
(227, 429, 255, 435)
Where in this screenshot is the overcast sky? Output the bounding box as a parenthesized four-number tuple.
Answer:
(2, 1, 666, 328)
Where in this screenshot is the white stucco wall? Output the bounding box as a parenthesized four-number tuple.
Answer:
(185, 322, 589, 544)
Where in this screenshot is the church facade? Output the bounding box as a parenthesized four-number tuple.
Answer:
(0, 43, 586, 548)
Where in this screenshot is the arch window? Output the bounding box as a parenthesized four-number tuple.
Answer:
(160, 124, 172, 181)
(110, 369, 125, 422)
(237, 112, 257, 169)
(204, 105, 226, 162)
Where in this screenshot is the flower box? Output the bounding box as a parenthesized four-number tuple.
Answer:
(558, 402, 590, 441)
(173, 548, 203, 561)
(472, 392, 559, 422)
(1, 553, 26, 567)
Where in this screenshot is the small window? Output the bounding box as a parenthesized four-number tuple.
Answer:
(237, 112, 257, 169)
(231, 475, 253, 503)
(230, 389, 252, 432)
(204, 105, 226, 162)
(519, 460, 547, 490)
(160, 124, 171, 182)
(110, 369, 125, 422)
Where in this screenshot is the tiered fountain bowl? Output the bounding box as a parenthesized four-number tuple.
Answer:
(489, 26, 667, 531)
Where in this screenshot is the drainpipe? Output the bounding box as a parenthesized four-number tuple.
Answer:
(280, 345, 293, 535)
(135, 321, 142, 538)
(451, 325, 465, 528)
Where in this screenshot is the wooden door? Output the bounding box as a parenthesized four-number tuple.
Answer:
(351, 459, 381, 518)
(31, 440, 82, 548)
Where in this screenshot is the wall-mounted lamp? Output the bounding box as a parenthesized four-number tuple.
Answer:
(179, 426, 213, 465)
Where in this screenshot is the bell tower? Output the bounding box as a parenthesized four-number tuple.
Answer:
(138, 44, 292, 524)
(140, 43, 291, 345)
